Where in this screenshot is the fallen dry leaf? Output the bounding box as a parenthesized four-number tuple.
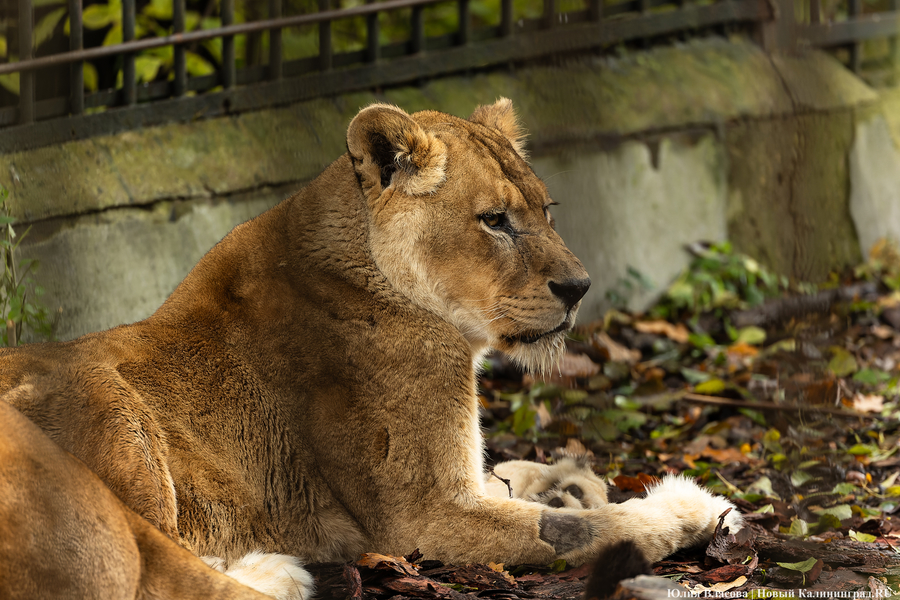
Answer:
(699, 446, 760, 466)
(695, 575, 747, 593)
(563, 438, 589, 456)
(592, 331, 641, 364)
(357, 553, 419, 577)
(634, 319, 690, 344)
(853, 393, 885, 413)
(557, 353, 601, 377)
(613, 473, 660, 493)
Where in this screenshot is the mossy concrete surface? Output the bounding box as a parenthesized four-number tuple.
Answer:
(19, 188, 291, 341)
(0, 37, 892, 338)
(726, 113, 862, 283)
(536, 133, 727, 321)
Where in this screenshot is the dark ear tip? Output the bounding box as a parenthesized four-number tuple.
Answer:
(582, 540, 652, 600)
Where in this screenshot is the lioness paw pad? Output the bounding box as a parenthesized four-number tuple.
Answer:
(645, 475, 744, 537)
(224, 551, 315, 600)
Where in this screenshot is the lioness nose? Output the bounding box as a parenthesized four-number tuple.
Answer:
(549, 278, 591, 308)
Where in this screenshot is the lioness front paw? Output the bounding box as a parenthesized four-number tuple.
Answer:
(488, 456, 608, 509)
(645, 475, 744, 541)
(223, 551, 314, 600)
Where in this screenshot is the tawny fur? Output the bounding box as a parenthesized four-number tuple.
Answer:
(0, 402, 281, 600)
(0, 99, 741, 598)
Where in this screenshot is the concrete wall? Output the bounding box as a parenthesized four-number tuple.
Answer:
(2, 37, 899, 341)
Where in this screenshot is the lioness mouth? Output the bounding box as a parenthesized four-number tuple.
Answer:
(508, 320, 570, 345)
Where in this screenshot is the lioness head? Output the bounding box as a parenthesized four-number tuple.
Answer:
(347, 99, 590, 374)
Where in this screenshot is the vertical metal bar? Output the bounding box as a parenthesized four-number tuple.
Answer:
(808, 0, 821, 23)
(758, 0, 794, 53)
(69, 0, 84, 115)
(500, 0, 513, 36)
(848, 0, 861, 72)
(319, 0, 332, 71)
(411, 5, 424, 53)
(222, 0, 236, 88)
(173, 0, 187, 96)
(122, 0, 136, 105)
(589, 0, 603, 23)
(18, 0, 34, 124)
(457, 0, 470, 45)
(367, 1, 381, 62)
(890, 0, 898, 76)
(544, 0, 556, 28)
(269, 0, 283, 79)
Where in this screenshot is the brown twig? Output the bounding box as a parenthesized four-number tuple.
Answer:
(490, 469, 513, 498)
(731, 282, 879, 329)
(682, 392, 871, 418)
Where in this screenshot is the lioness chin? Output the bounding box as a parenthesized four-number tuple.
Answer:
(0, 99, 741, 599)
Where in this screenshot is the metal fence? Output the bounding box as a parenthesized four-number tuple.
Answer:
(0, 0, 895, 152)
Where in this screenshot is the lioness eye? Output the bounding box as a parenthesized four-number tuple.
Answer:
(481, 212, 508, 230)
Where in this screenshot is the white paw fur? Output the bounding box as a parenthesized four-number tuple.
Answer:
(486, 457, 608, 509)
(221, 551, 315, 600)
(645, 475, 744, 538)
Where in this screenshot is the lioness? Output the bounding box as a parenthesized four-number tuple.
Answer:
(0, 99, 740, 599)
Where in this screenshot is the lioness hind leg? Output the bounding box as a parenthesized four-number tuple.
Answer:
(486, 457, 608, 509)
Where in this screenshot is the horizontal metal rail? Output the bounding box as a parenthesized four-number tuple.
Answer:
(799, 10, 900, 47)
(0, 0, 771, 153)
(0, 0, 452, 76)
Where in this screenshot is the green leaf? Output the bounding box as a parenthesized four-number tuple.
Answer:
(735, 325, 767, 345)
(790, 470, 817, 487)
(847, 444, 874, 456)
(848, 530, 877, 543)
(746, 476, 779, 499)
(33, 7, 67, 49)
(134, 55, 164, 83)
(141, 0, 173, 20)
(185, 52, 215, 77)
(811, 504, 852, 520)
(694, 378, 726, 395)
(688, 332, 716, 349)
(549, 559, 567, 573)
(852, 368, 892, 385)
(777, 557, 817, 572)
(827, 347, 858, 377)
(754, 503, 774, 513)
(681, 367, 712, 384)
(815, 513, 842, 531)
(832, 482, 858, 496)
(82, 4, 115, 29)
(103, 23, 123, 47)
(0, 72, 20, 96)
(83, 63, 99, 92)
(787, 519, 809, 537)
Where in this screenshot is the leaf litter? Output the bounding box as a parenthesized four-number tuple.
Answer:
(309, 241, 900, 600)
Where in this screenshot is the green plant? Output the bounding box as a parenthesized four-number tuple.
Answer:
(652, 241, 791, 318)
(0, 185, 55, 346)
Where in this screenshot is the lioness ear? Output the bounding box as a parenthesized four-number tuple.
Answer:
(347, 103, 447, 198)
(469, 97, 528, 160)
